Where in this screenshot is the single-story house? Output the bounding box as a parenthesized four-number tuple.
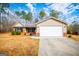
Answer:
(12, 17, 67, 37)
(12, 21, 36, 35)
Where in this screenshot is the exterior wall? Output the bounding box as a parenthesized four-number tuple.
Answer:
(13, 28, 16, 31)
(23, 28, 27, 33)
(22, 27, 29, 35)
(37, 19, 64, 26)
(36, 19, 67, 37)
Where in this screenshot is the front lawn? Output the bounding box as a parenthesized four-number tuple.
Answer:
(71, 35, 79, 41)
(67, 34, 79, 41)
(0, 33, 39, 56)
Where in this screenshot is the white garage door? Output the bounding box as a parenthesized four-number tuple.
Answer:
(40, 26, 63, 37)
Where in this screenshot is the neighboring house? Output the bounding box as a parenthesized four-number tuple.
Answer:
(13, 17, 67, 37)
(12, 21, 36, 35)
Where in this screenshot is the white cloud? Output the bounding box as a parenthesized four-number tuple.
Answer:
(26, 3, 37, 20)
(47, 3, 79, 24)
(26, 3, 34, 12)
(75, 5, 79, 9)
(25, 10, 28, 13)
(67, 4, 79, 14)
(63, 4, 79, 24)
(43, 8, 50, 16)
(25, 3, 79, 24)
(69, 4, 79, 10)
(25, 3, 36, 15)
(48, 3, 71, 15)
(18, 7, 24, 12)
(65, 16, 78, 24)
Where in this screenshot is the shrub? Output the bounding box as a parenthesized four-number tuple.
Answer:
(11, 29, 21, 35)
(15, 29, 21, 35)
(11, 31, 16, 35)
(67, 30, 72, 34)
(68, 34, 72, 38)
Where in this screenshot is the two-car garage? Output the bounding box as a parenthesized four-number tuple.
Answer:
(36, 17, 67, 37)
(40, 26, 63, 37)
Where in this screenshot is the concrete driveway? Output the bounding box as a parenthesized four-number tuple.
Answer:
(38, 37, 79, 56)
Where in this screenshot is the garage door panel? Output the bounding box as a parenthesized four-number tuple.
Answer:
(40, 26, 63, 37)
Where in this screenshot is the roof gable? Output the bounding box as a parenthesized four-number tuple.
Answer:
(12, 22, 23, 27)
(36, 17, 67, 25)
(13, 21, 36, 27)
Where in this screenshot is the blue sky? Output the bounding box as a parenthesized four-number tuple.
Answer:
(10, 3, 47, 12)
(9, 3, 79, 24)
